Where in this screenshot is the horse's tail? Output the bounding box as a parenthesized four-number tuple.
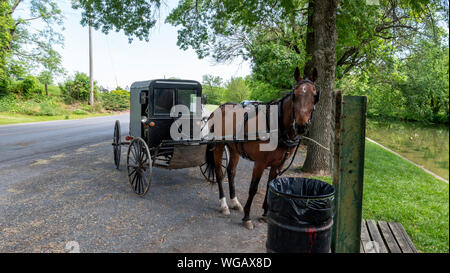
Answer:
(204, 144, 217, 184)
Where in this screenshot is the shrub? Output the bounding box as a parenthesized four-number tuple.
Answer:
(72, 109, 88, 115)
(7, 80, 21, 94)
(0, 92, 66, 116)
(38, 100, 65, 116)
(18, 76, 44, 98)
(15, 100, 40, 115)
(0, 74, 11, 95)
(80, 104, 94, 112)
(0, 93, 17, 112)
(59, 72, 99, 104)
(101, 89, 130, 111)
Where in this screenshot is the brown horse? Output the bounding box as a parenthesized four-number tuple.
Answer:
(204, 67, 320, 229)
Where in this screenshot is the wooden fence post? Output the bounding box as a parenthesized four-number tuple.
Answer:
(331, 95, 367, 253)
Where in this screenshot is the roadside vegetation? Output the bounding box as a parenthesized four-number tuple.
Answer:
(0, 72, 129, 125)
(310, 141, 449, 253)
(0, 1, 130, 125)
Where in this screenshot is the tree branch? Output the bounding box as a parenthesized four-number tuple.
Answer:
(8, 0, 22, 16)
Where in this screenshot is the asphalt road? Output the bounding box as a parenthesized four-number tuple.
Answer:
(0, 114, 305, 253)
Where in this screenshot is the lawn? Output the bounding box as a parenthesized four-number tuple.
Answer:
(0, 112, 118, 125)
(312, 141, 449, 253)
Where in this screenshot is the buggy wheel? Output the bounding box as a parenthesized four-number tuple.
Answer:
(200, 145, 230, 183)
(126, 137, 152, 196)
(113, 120, 121, 169)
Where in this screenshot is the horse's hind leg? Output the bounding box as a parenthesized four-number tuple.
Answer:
(242, 161, 266, 230)
(214, 144, 229, 215)
(226, 145, 243, 212)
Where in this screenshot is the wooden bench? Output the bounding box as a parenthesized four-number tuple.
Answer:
(360, 220, 418, 253)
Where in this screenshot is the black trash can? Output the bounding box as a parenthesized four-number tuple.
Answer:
(266, 177, 335, 253)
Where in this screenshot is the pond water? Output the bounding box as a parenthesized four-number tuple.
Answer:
(366, 119, 449, 180)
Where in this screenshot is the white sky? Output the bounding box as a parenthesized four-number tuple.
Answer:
(57, 0, 251, 89)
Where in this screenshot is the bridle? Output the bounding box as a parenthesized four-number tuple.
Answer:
(271, 78, 320, 176)
(278, 78, 320, 147)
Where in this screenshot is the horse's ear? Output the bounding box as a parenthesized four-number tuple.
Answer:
(311, 68, 318, 83)
(294, 67, 302, 82)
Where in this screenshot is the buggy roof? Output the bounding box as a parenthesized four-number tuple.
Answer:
(130, 79, 201, 90)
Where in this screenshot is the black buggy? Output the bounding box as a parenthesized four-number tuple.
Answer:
(112, 79, 229, 196)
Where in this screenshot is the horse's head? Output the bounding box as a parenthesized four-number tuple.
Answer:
(291, 67, 320, 135)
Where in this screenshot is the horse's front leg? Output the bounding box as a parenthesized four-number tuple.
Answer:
(262, 167, 279, 219)
(242, 161, 266, 230)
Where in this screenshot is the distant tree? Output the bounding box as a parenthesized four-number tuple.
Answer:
(38, 71, 53, 96)
(202, 74, 225, 105)
(59, 72, 99, 103)
(341, 40, 449, 123)
(223, 77, 250, 103)
(0, 1, 13, 78)
(1, 0, 64, 76)
(202, 74, 223, 87)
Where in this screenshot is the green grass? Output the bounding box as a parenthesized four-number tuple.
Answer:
(0, 112, 117, 125)
(204, 104, 219, 112)
(310, 141, 449, 253)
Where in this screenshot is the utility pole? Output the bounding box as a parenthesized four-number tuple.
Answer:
(89, 18, 94, 106)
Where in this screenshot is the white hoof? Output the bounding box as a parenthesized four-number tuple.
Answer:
(221, 207, 231, 215)
(243, 220, 254, 230)
(230, 197, 243, 212)
(220, 198, 230, 215)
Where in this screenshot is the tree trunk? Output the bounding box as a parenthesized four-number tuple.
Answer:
(302, 0, 339, 175)
(45, 83, 48, 96)
(303, 0, 315, 78)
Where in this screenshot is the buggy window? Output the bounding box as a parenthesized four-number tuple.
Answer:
(154, 89, 174, 114)
(178, 89, 198, 113)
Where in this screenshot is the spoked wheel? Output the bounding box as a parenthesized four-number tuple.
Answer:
(113, 120, 121, 169)
(126, 137, 152, 196)
(200, 145, 230, 183)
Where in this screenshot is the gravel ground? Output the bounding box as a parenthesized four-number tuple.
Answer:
(0, 135, 306, 253)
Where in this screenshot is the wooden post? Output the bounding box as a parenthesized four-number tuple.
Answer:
(330, 90, 342, 252)
(331, 95, 367, 253)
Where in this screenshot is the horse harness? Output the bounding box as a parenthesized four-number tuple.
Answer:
(239, 79, 320, 174)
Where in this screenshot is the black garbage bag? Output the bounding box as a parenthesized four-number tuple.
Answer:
(267, 177, 335, 226)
